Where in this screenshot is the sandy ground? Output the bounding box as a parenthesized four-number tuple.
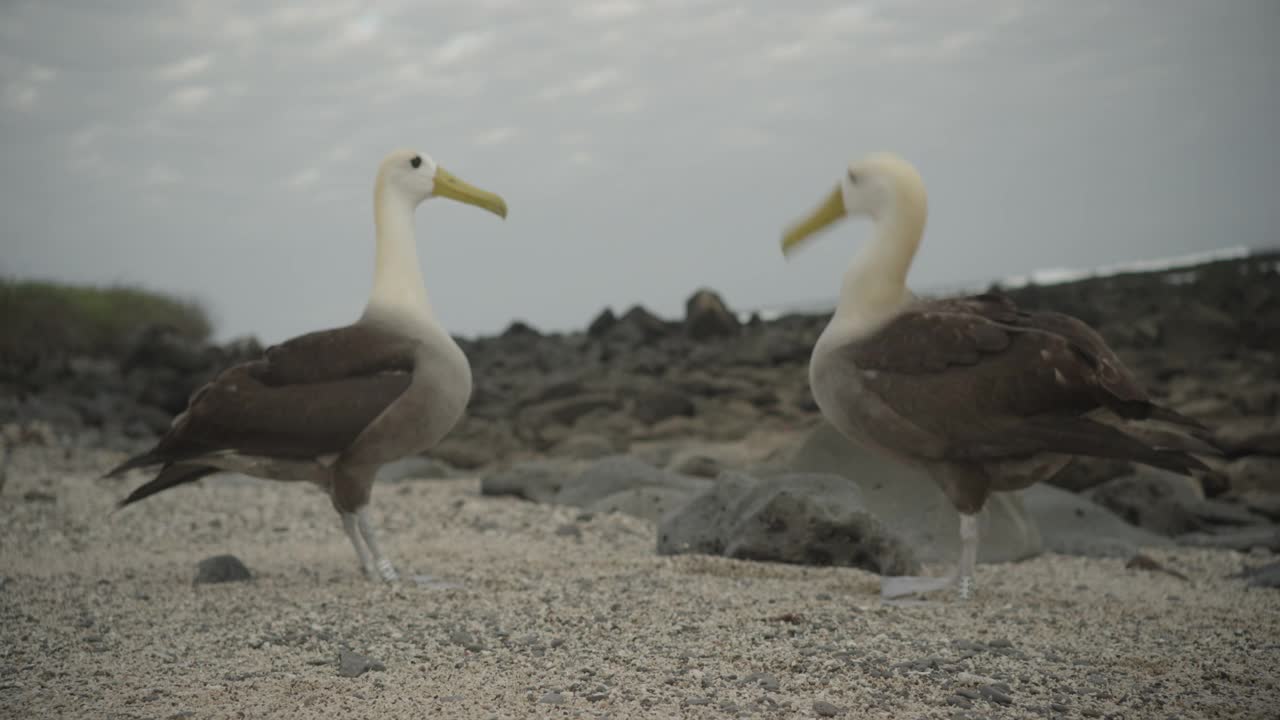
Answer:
(1, 445, 1278, 720)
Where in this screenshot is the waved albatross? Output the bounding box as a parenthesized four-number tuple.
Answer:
(780, 152, 1215, 600)
(105, 149, 507, 582)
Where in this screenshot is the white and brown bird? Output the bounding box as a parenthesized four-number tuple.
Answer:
(780, 152, 1215, 600)
(105, 149, 507, 582)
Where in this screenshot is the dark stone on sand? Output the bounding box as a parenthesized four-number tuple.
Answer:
(740, 672, 780, 692)
(658, 471, 921, 576)
(813, 700, 844, 717)
(557, 455, 708, 511)
(980, 685, 1014, 705)
(448, 628, 485, 652)
(782, 423, 1040, 564)
(1238, 560, 1280, 588)
(1024, 484, 1173, 558)
(1086, 470, 1204, 536)
(193, 554, 251, 584)
(337, 649, 384, 677)
(481, 460, 571, 504)
(1177, 525, 1280, 553)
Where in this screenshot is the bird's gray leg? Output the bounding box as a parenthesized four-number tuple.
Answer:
(957, 512, 980, 600)
(356, 506, 398, 582)
(341, 512, 378, 579)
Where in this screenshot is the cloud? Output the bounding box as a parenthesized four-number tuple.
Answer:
(573, 1, 642, 22)
(168, 85, 213, 110)
(433, 30, 497, 67)
(156, 54, 214, 81)
(3, 64, 56, 111)
(539, 67, 622, 101)
(284, 167, 321, 190)
(598, 90, 647, 115)
(718, 127, 771, 149)
(142, 164, 183, 187)
(473, 127, 522, 147)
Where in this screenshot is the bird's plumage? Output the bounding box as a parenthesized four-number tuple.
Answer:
(783, 152, 1217, 598)
(105, 320, 420, 504)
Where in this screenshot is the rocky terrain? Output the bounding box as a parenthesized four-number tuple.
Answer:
(2, 251, 1280, 718)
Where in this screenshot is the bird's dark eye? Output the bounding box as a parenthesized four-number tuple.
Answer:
(847, 170, 859, 184)
(410, 156, 422, 169)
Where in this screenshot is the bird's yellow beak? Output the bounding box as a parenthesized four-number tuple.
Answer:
(781, 185, 846, 257)
(433, 166, 508, 219)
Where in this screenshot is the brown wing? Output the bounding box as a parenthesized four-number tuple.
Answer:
(251, 322, 417, 385)
(838, 293, 1200, 466)
(105, 323, 417, 475)
(153, 364, 413, 461)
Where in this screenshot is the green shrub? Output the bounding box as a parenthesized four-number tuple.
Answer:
(0, 278, 212, 359)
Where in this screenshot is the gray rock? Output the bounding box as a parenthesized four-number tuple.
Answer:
(741, 672, 780, 692)
(481, 460, 575, 503)
(375, 456, 455, 483)
(337, 649, 385, 677)
(671, 452, 722, 478)
(448, 628, 485, 652)
(1086, 470, 1204, 536)
(631, 388, 694, 425)
(557, 455, 708, 509)
(549, 433, 616, 460)
(1214, 416, 1280, 456)
(525, 393, 619, 426)
(658, 471, 920, 576)
(193, 555, 252, 584)
(1177, 525, 1280, 552)
(813, 700, 844, 717)
(586, 486, 698, 524)
(1236, 491, 1280, 521)
(1025, 485, 1173, 557)
(684, 288, 740, 341)
(782, 423, 1041, 565)
(538, 691, 565, 705)
(587, 308, 617, 338)
(1222, 456, 1280, 495)
(1238, 560, 1280, 588)
(1191, 498, 1268, 527)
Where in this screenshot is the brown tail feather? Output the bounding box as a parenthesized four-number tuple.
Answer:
(1017, 417, 1211, 477)
(116, 464, 218, 509)
(103, 449, 165, 479)
(1144, 404, 1209, 431)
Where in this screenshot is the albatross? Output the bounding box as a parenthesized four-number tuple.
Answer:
(780, 152, 1215, 600)
(104, 149, 507, 582)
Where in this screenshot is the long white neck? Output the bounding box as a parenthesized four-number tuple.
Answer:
(365, 181, 435, 326)
(831, 185, 926, 334)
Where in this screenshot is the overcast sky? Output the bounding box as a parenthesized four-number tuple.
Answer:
(2, 1, 1277, 343)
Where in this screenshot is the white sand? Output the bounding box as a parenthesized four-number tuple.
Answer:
(1, 445, 1278, 719)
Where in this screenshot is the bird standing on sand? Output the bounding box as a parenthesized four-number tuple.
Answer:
(105, 149, 508, 582)
(780, 152, 1214, 600)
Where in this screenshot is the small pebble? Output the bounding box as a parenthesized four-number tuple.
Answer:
(337, 649, 384, 678)
(980, 685, 1013, 705)
(813, 700, 844, 717)
(193, 555, 251, 584)
(539, 691, 565, 705)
